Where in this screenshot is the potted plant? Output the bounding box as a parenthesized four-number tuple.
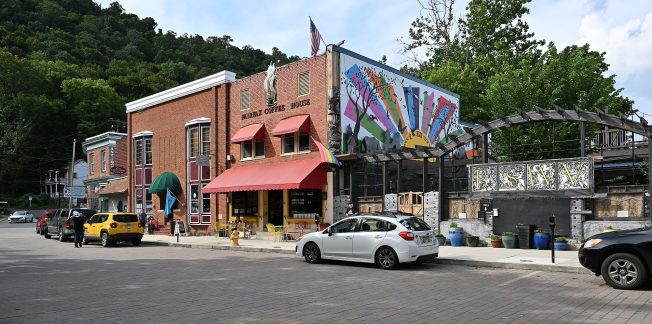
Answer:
(435, 231, 446, 246)
(533, 227, 550, 250)
(449, 222, 464, 247)
(490, 234, 502, 248)
(502, 232, 516, 249)
(554, 236, 569, 251)
(465, 233, 479, 247)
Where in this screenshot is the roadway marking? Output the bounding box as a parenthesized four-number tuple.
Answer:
(497, 271, 541, 287)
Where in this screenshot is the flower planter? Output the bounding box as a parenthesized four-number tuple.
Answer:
(502, 235, 516, 249)
(554, 241, 568, 251)
(534, 233, 551, 250)
(466, 236, 479, 247)
(436, 236, 446, 246)
(490, 240, 502, 248)
(449, 229, 464, 247)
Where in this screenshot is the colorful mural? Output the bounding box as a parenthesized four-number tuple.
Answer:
(339, 52, 461, 154)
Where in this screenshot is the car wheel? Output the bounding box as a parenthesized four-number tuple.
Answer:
(58, 228, 67, 242)
(376, 246, 398, 270)
(82, 236, 89, 245)
(601, 253, 649, 290)
(132, 239, 141, 246)
(44, 228, 51, 239)
(303, 242, 321, 264)
(101, 232, 110, 247)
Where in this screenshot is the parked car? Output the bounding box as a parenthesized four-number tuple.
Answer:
(295, 213, 438, 270)
(7, 210, 33, 223)
(36, 210, 54, 234)
(83, 212, 144, 247)
(579, 226, 652, 289)
(44, 208, 97, 241)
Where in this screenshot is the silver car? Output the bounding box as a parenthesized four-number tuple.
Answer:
(296, 213, 438, 270)
(8, 211, 33, 223)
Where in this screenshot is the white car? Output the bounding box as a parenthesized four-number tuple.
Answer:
(296, 213, 438, 270)
(8, 211, 34, 223)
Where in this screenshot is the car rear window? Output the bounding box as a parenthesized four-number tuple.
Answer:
(73, 209, 97, 219)
(399, 217, 431, 231)
(113, 214, 138, 222)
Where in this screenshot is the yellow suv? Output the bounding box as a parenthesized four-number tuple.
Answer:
(83, 212, 144, 247)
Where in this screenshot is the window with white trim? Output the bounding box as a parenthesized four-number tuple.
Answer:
(89, 153, 94, 175)
(241, 139, 265, 160)
(281, 132, 310, 155)
(186, 123, 211, 224)
(100, 150, 106, 172)
(298, 71, 310, 96)
(133, 135, 153, 215)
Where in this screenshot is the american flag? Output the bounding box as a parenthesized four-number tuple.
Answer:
(310, 18, 321, 56)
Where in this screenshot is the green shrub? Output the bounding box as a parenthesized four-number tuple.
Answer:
(502, 231, 515, 237)
(490, 234, 501, 241)
(555, 236, 568, 243)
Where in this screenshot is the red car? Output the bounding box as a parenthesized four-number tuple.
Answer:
(36, 210, 53, 235)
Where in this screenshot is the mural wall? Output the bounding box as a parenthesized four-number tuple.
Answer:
(339, 52, 461, 154)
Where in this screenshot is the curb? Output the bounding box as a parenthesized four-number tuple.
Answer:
(142, 241, 296, 255)
(434, 258, 591, 274)
(143, 240, 590, 273)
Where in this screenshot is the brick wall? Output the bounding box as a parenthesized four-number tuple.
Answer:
(128, 87, 224, 233)
(228, 54, 328, 165)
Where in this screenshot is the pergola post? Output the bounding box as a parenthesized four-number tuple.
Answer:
(382, 161, 387, 212)
(580, 121, 586, 157)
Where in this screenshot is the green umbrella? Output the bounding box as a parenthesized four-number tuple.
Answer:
(148, 171, 182, 193)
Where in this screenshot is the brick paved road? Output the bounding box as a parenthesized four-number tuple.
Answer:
(1, 223, 651, 323)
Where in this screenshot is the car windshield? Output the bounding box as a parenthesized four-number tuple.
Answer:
(113, 214, 138, 222)
(14, 211, 26, 215)
(399, 217, 431, 231)
(73, 209, 97, 219)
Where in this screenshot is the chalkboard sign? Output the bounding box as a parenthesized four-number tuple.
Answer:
(175, 220, 186, 234)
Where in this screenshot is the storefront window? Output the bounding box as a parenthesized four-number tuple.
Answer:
(133, 135, 152, 215)
(186, 122, 210, 224)
(289, 190, 322, 218)
(232, 191, 258, 216)
(190, 184, 199, 214)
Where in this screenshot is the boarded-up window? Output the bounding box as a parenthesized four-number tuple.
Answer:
(240, 89, 250, 110)
(298, 72, 310, 96)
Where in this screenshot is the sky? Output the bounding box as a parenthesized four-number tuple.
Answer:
(95, 0, 652, 117)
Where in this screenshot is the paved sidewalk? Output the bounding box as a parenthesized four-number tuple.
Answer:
(141, 233, 589, 274)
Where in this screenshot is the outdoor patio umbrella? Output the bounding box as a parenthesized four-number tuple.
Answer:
(148, 171, 182, 193)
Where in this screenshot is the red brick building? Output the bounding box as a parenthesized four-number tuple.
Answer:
(82, 132, 128, 211)
(125, 45, 461, 235)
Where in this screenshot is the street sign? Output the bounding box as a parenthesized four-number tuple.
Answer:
(110, 166, 126, 175)
(196, 155, 210, 165)
(64, 186, 86, 198)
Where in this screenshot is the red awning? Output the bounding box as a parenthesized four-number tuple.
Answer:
(231, 124, 265, 143)
(203, 159, 325, 193)
(271, 115, 310, 136)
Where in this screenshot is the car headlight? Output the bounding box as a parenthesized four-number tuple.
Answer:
(583, 239, 602, 248)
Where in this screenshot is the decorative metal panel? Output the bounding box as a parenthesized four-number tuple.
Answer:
(384, 193, 397, 211)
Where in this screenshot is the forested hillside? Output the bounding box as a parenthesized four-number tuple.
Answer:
(0, 0, 299, 195)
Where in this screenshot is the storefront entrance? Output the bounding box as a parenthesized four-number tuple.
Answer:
(268, 190, 284, 226)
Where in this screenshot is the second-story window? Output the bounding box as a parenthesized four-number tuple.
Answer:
(145, 138, 152, 165)
(241, 140, 265, 160)
(186, 122, 211, 225)
(133, 134, 153, 214)
(240, 89, 250, 110)
(101, 150, 106, 172)
(298, 71, 310, 96)
(89, 153, 95, 175)
(282, 132, 310, 154)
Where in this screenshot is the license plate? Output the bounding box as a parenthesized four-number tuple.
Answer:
(420, 235, 432, 244)
(126, 225, 132, 229)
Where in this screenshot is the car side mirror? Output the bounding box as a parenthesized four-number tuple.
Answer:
(328, 229, 333, 236)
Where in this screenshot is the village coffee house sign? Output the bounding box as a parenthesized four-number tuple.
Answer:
(242, 61, 311, 120)
(469, 157, 593, 196)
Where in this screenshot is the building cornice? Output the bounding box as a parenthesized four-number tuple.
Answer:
(125, 70, 236, 113)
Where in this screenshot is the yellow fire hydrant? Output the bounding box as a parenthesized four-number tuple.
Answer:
(230, 228, 240, 247)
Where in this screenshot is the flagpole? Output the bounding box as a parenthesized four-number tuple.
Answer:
(309, 16, 328, 48)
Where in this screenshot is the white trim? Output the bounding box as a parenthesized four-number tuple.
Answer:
(125, 71, 236, 113)
(84, 132, 127, 143)
(132, 131, 153, 138)
(185, 117, 211, 127)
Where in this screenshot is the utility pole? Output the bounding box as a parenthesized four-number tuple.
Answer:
(69, 139, 76, 208)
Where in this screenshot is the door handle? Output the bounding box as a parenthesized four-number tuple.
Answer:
(374, 235, 383, 239)
(345, 236, 352, 239)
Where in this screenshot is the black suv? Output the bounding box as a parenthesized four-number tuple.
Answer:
(579, 226, 652, 289)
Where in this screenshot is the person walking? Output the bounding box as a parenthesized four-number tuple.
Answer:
(70, 211, 86, 248)
(139, 211, 147, 233)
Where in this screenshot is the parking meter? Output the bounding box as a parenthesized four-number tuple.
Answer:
(549, 215, 556, 263)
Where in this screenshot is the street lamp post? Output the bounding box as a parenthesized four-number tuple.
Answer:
(549, 215, 556, 264)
